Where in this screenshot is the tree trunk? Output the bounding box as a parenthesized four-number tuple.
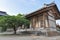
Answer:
(13, 27, 16, 34)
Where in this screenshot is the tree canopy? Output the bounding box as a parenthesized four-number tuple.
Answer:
(0, 14, 30, 34)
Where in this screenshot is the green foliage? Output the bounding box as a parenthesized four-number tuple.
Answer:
(0, 16, 8, 32)
(0, 14, 30, 34)
(16, 14, 30, 26)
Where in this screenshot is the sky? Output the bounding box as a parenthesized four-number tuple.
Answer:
(0, 0, 60, 24)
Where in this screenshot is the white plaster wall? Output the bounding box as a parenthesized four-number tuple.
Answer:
(45, 19, 48, 27)
(49, 20, 56, 28)
(48, 16, 55, 20)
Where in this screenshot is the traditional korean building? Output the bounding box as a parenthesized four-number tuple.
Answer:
(26, 3, 60, 34)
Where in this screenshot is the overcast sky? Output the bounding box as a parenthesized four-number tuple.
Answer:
(0, 0, 60, 24)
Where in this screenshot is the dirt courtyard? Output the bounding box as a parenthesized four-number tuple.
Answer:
(0, 36, 60, 40)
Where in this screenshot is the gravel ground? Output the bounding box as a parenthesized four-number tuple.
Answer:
(0, 31, 60, 40)
(0, 36, 60, 40)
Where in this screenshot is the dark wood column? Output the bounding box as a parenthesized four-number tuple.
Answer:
(43, 14, 45, 28)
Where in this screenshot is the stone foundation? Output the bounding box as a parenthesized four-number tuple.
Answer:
(47, 31, 59, 36)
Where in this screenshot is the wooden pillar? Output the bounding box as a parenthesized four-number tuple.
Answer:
(43, 14, 45, 28)
(30, 21, 32, 29)
(47, 13, 49, 28)
(45, 13, 49, 28)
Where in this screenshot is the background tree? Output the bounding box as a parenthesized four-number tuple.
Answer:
(56, 24, 60, 31)
(0, 16, 8, 32)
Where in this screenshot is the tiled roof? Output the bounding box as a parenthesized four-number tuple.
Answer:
(26, 3, 60, 18)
